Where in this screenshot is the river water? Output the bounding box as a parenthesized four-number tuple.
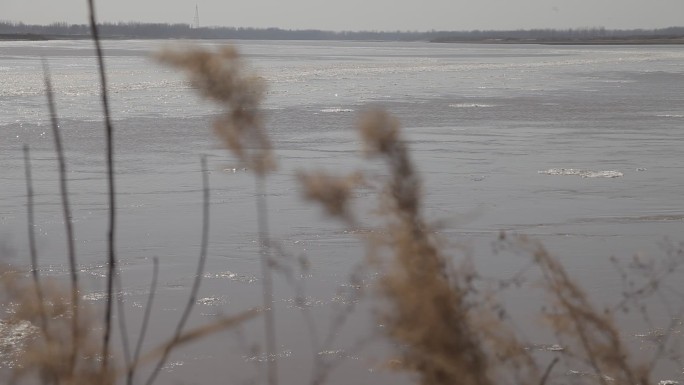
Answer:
(1, 39, 684, 384)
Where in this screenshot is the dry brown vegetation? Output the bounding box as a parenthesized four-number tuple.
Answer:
(2, 4, 684, 384)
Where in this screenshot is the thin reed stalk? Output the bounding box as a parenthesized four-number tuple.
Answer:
(156, 45, 278, 385)
(127, 257, 159, 385)
(255, 175, 278, 385)
(145, 156, 210, 385)
(85, 0, 118, 369)
(116, 273, 132, 377)
(136, 309, 260, 369)
(22, 145, 50, 341)
(43, 60, 80, 375)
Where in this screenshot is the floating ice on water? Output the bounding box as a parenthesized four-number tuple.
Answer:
(582, 170, 623, 178)
(243, 349, 292, 363)
(538, 168, 623, 178)
(449, 103, 494, 108)
(204, 271, 258, 283)
(525, 343, 564, 352)
(282, 296, 325, 309)
(0, 320, 36, 347)
(657, 114, 684, 118)
(320, 108, 354, 113)
(0, 320, 38, 368)
(83, 289, 138, 301)
(162, 361, 184, 372)
(196, 296, 227, 306)
(566, 370, 615, 382)
(222, 167, 247, 173)
(83, 292, 109, 301)
(317, 349, 360, 360)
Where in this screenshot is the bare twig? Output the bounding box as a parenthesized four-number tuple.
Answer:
(145, 156, 210, 385)
(116, 272, 132, 379)
(127, 257, 159, 385)
(86, 0, 118, 369)
(157, 45, 278, 382)
(255, 175, 278, 385)
(269, 242, 320, 353)
(539, 357, 559, 385)
(22, 145, 50, 340)
(136, 309, 260, 369)
(43, 59, 80, 374)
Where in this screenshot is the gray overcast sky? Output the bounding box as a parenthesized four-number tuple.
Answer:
(2, 0, 684, 31)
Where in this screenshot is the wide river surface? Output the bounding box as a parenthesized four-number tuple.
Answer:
(1, 39, 684, 384)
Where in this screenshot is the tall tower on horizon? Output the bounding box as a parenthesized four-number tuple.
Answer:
(192, 5, 200, 29)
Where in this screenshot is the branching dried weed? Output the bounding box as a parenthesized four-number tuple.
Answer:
(1, 272, 115, 385)
(358, 109, 495, 385)
(302, 107, 679, 385)
(501, 235, 651, 385)
(155, 46, 275, 176)
(301, 109, 534, 385)
(156, 45, 279, 385)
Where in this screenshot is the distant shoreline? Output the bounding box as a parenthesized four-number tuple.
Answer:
(3, 34, 684, 45)
(0, 33, 90, 41)
(431, 37, 684, 45)
(3, 31, 684, 45)
(4, 22, 684, 43)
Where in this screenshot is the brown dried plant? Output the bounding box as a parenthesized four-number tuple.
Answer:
(5, 34, 261, 384)
(301, 108, 666, 385)
(1, 272, 115, 385)
(302, 109, 540, 385)
(157, 45, 279, 385)
(298, 171, 364, 223)
(501, 235, 652, 385)
(155, 46, 275, 175)
(0, 267, 259, 385)
(357, 109, 525, 385)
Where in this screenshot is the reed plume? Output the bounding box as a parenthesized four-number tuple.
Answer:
(156, 46, 275, 175)
(357, 109, 499, 385)
(157, 45, 279, 385)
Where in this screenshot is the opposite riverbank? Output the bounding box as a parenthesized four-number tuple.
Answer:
(431, 36, 684, 45)
(3, 22, 684, 44)
(4, 33, 684, 45)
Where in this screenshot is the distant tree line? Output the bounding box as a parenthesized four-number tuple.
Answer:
(430, 27, 684, 42)
(2, 20, 684, 41)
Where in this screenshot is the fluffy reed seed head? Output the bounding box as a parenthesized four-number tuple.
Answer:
(354, 109, 503, 385)
(358, 108, 401, 157)
(358, 108, 420, 218)
(298, 171, 364, 222)
(156, 46, 275, 175)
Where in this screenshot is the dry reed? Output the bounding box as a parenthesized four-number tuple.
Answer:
(156, 45, 279, 385)
(1, 273, 115, 385)
(155, 46, 274, 175)
(500, 235, 651, 385)
(301, 108, 670, 385)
